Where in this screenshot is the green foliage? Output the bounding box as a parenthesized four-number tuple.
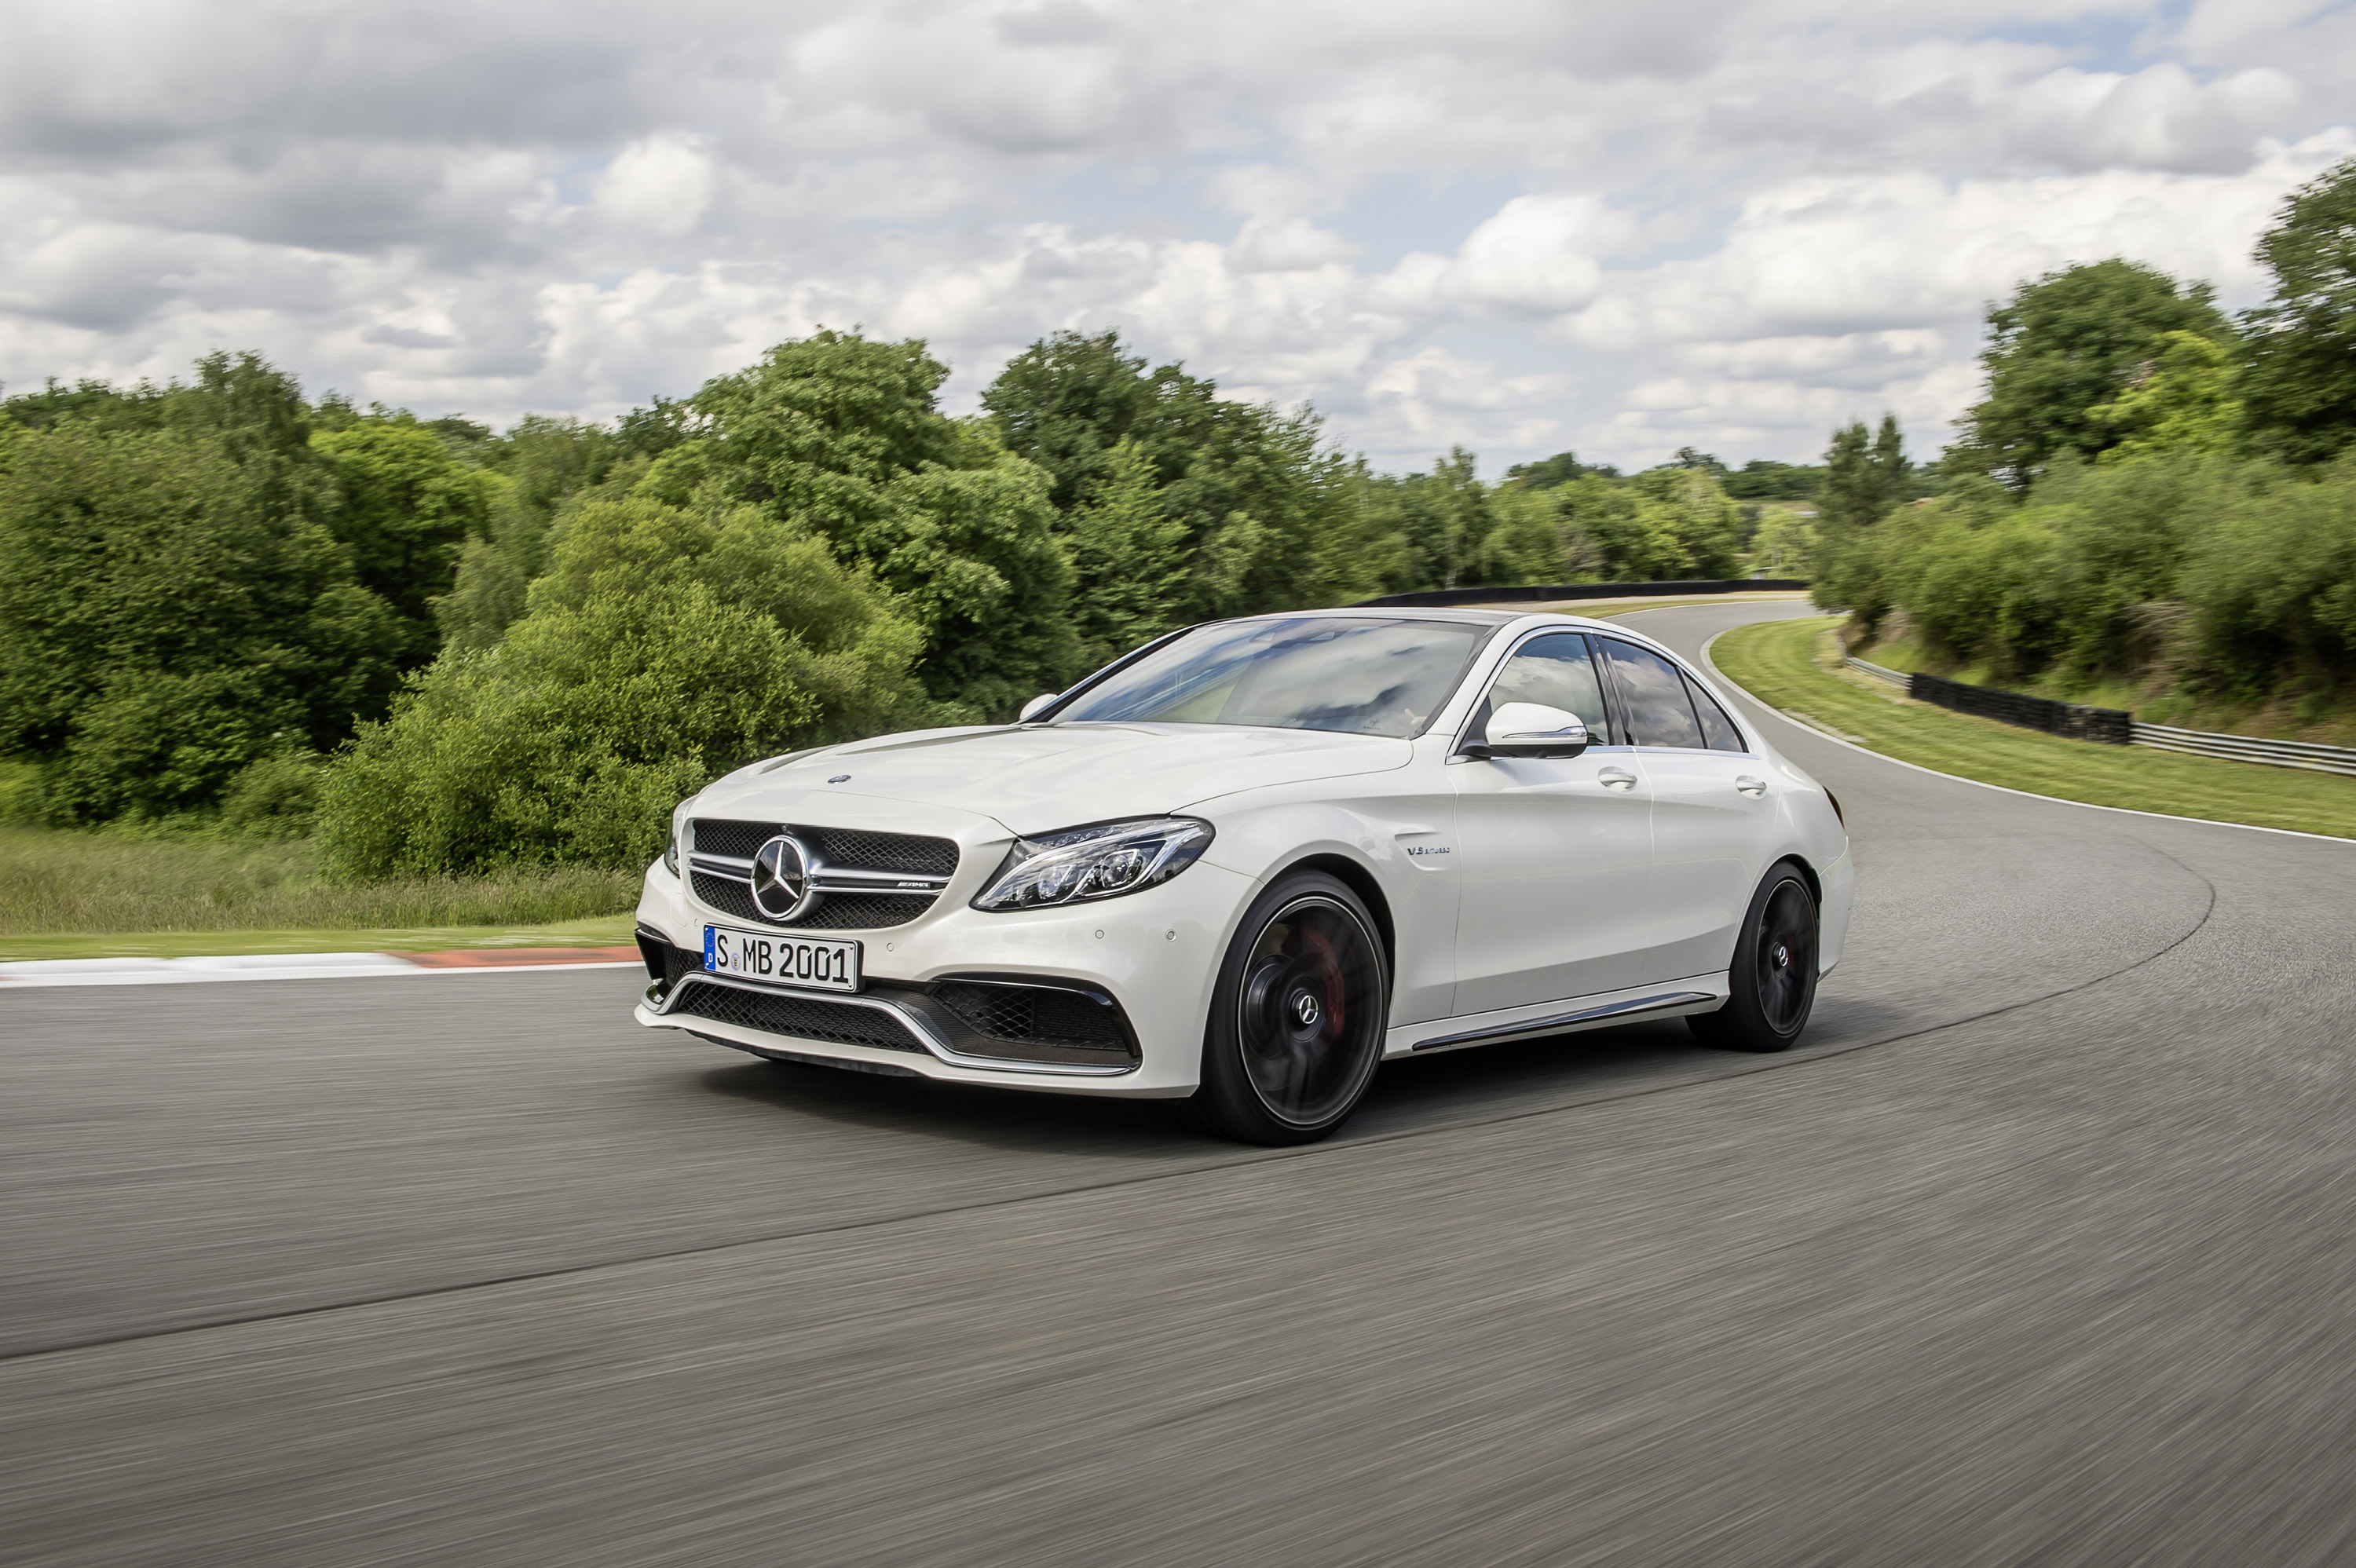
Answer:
(2241, 157, 2356, 465)
(1750, 506, 1816, 576)
(0, 418, 403, 821)
(221, 751, 324, 837)
(1958, 259, 2234, 484)
(1722, 459, 1824, 501)
(1820, 415, 1912, 531)
(2090, 331, 2243, 462)
(317, 496, 927, 877)
(982, 328, 1397, 625)
(671, 331, 1077, 715)
(314, 417, 498, 656)
(1501, 450, 1614, 489)
(2179, 458, 2356, 694)
(1063, 439, 1188, 668)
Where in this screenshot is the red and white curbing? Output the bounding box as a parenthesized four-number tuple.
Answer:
(0, 946, 643, 987)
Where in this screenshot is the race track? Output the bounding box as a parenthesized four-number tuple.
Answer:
(6, 598, 2356, 1564)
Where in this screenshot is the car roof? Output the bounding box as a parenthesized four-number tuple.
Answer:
(1235, 605, 1527, 627)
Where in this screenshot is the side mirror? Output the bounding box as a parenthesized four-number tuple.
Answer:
(1477, 702, 1590, 758)
(1017, 692, 1060, 723)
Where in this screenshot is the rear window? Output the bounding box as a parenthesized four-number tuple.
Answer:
(1598, 638, 1705, 748)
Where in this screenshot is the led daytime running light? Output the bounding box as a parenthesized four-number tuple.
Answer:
(973, 818, 1213, 911)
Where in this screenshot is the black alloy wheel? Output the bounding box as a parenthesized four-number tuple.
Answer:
(1190, 871, 1389, 1145)
(1688, 861, 1819, 1053)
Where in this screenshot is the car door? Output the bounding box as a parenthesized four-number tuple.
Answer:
(1594, 637, 1775, 984)
(1450, 630, 1657, 1014)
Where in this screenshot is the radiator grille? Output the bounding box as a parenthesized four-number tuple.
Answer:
(669, 979, 927, 1054)
(690, 818, 958, 876)
(690, 871, 934, 931)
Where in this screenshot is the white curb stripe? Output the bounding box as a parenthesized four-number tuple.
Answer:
(0, 956, 643, 988)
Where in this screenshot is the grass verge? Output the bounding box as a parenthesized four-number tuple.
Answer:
(1855, 632, 2356, 748)
(0, 824, 642, 959)
(1710, 616, 2356, 841)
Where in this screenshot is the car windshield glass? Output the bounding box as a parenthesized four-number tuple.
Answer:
(1055, 617, 1484, 739)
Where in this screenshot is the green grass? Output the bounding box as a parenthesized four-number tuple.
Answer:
(1856, 632, 2356, 747)
(1711, 616, 2356, 841)
(0, 824, 642, 958)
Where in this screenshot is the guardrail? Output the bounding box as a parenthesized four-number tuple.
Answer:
(1844, 656, 1908, 688)
(1357, 577, 1809, 609)
(2131, 722, 2356, 777)
(1840, 655, 2356, 778)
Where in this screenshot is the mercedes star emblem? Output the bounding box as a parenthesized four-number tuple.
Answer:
(750, 835, 813, 920)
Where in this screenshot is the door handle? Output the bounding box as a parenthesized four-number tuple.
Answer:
(1597, 767, 1637, 791)
(1735, 775, 1767, 797)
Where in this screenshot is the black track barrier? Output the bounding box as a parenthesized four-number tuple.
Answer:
(1355, 578, 1809, 609)
(1909, 671, 2132, 745)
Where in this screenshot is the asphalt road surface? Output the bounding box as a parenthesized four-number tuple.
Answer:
(6, 599, 2355, 1565)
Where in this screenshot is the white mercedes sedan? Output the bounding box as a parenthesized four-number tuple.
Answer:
(632, 609, 1853, 1143)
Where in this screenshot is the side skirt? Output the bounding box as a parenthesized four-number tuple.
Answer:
(1387, 982, 1725, 1058)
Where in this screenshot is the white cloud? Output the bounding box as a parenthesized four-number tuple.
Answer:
(592, 135, 717, 238)
(0, 0, 2351, 470)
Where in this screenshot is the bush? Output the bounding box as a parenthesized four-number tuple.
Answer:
(221, 751, 324, 837)
(317, 498, 929, 877)
(2181, 459, 2356, 695)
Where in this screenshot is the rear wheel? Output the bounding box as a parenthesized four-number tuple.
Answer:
(1189, 872, 1389, 1145)
(1688, 862, 1819, 1053)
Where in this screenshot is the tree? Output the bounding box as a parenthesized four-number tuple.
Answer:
(1062, 439, 1188, 669)
(318, 496, 928, 876)
(2089, 331, 2243, 463)
(1501, 451, 1596, 490)
(314, 417, 498, 660)
(982, 327, 1397, 622)
(2241, 156, 2356, 465)
(0, 422, 401, 821)
(1721, 459, 1824, 501)
(1820, 415, 1911, 531)
(650, 331, 1078, 717)
(1957, 259, 2234, 484)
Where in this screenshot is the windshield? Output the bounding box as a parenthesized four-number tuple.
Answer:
(1054, 616, 1487, 739)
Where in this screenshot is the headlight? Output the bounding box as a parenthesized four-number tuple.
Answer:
(664, 803, 687, 876)
(972, 817, 1213, 912)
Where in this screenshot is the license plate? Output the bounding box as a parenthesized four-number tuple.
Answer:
(701, 925, 862, 993)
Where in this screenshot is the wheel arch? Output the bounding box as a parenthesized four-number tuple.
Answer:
(1273, 852, 1398, 981)
(1773, 850, 1822, 907)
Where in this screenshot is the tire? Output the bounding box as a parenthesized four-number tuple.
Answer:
(1187, 871, 1390, 1145)
(1688, 861, 1819, 1054)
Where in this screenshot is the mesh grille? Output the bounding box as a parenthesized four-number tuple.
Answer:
(793, 893, 938, 930)
(690, 871, 932, 931)
(690, 818, 958, 876)
(670, 980, 927, 1054)
(934, 981, 1131, 1054)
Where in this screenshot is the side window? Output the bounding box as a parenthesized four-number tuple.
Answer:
(1597, 638, 1705, 748)
(1685, 673, 1747, 752)
(1483, 633, 1608, 735)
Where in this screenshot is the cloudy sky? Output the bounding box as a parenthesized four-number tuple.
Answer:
(2, 1, 2351, 471)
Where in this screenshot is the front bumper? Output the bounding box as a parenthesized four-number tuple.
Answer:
(633, 855, 1250, 1097)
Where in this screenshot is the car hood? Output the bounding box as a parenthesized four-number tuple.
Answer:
(699, 723, 1413, 837)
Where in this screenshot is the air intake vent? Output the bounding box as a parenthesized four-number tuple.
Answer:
(670, 979, 927, 1054)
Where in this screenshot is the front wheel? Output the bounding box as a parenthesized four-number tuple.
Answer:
(1188, 871, 1390, 1146)
(1688, 862, 1819, 1053)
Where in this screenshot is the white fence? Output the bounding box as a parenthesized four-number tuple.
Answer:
(1842, 656, 2356, 780)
